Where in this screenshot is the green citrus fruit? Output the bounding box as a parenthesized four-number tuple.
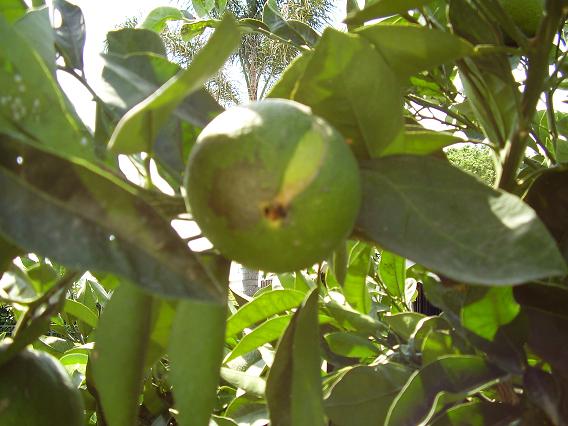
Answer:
(185, 99, 361, 272)
(499, 0, 544, 36)
(0, 345, 85, 426)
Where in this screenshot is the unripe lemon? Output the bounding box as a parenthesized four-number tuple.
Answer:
(499, 0, 544, 36)
(185, 99, 361, 272)
(0, 346, 85, 425)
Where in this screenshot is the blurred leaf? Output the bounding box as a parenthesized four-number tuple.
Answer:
(514, 284, 568, 379)
(266, 288, 325, 425)
(525, 168, 568, 262)
(524, 367, 568, 425)
(225, 395, 268, 425)
(53, 0, 86, 71)
(192, 0, 215, 17)
(140, 7, 186, 33)
(106, 28, 166, 56)
(0, 236, 20, 274)
(267, 52, 312, 99)
(169, 300, 227, 426)
(356, 156, 567, 285)
(385, 355, 506, 426)
(429, 401, 521, 425)
(15, 8, 56, 74)
(181, 19, 216, 41)
(356, 25, 473, 77)
(92, 283, 153, 426)
(325, 363, 412, 426)
(109, 14, 239, 154)
(0, 15, 93, 160)
(343, 242, 372, 314)
(0, 140, 223, 301)
(382, 131, 463, 156)
(225, 289, 305, 338)
(345, 0, 434, 25)
(0, 0, 26, 23)
(324, 332, 379, 358)
(63, 299, 98, 328)
(287, 28, 404, 159)
(421, 330, 464, 365)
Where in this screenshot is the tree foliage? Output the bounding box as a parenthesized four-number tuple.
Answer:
(1, 0, 568, 425)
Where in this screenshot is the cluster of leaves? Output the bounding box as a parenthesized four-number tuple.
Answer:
(1, 0, 568, 425)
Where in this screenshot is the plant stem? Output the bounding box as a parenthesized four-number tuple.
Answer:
(498, 1, 566, 191)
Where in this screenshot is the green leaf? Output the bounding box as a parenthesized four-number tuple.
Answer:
(169, 300, 227, 426)
(53, 0, 86, 71)
(266, 288, 325, 425)
(225, 289, 306, 338)
(379, 250, 407, 307)
(287, 28, 404, 159)
(180, 19, 216, 41)
(0, 140, 223, 301)
(0, 0, 26, 23)
(15, 7, 56, 74)
(109, 14, 239, 154)
(324, 299, 383, 335)
(429, 401, 521, 426)
(92, 283, 153, 426)
(220, 367, 266, 397)
(106, 28, 166, 56)
(382, 131, 463, 156)
(192, 0, 215, 18)
(225, 315, 292, 363)
(385, 355, 506, 426)
(140, 7, 186, 33)
(325, 363, 412, 426)
(342, 242, 372, 314)
(356, 25, 473, 77)
(63, 299, 98, 328)
(384, 312, 426, 342)
(262, 0, 310, 47)
(345, 0, 435, 25)
(0, 15, 93, 161)
(356, 156, 568, 285)
(461, 287, 520, 341)
(324, 332, 379, 358)
(267, 52, 312, 99)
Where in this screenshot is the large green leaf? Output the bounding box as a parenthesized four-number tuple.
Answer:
(92, 283, 153, 426)
(0, 15, 93, 160)
(0, 139, 223, 301)
(356, 156, 567, 285)
(342, 242, 372, 314)
(345, 0, 434, 25)
(225, 289, 305, 338)
(323, 299, 383, 336)
(266, 288, 325, 425)
(63, 299, 98, 328)
(15, 7, 56, 74)
(325, 363, 412, 426)
(286, 28, 404, 159)
(356, 25, 473, 78)
(381, 131, 463, 157)
(385, 355, 506, 426)
(324, 332, 379, 358)
(169, 300, 227, 426)
(220, 367, 266, 397)
(384, 312, 426, 342)
(109, 14, 240, 154)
